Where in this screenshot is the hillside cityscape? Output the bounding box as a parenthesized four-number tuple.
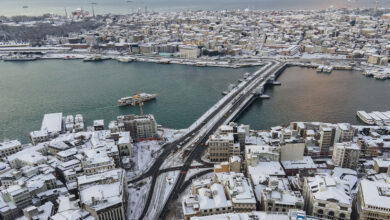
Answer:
(0, 2, 390, 220)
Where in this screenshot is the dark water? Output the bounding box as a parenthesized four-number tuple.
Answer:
(236, 66, 390, 129)
(0, 60, 257, 143)
(0, 0, 385, 16)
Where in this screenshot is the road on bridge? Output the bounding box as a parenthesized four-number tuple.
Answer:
(132, 60, 283, 220)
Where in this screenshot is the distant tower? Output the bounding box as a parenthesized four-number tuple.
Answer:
(91, 3, 95, 17)
(64, 7, 68, 17)
(374, 0, 379, 15)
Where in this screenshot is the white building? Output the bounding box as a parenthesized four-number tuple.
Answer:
(0, 140, 22, 159)
(215, 172, 256, 212)
(357, 179, 390, 220)
(182, 183, 233, 220)
(78, 169, 127, 220)
(179, 45, 200, 59)
(332, 142, 360, 169)
(303, 174, 352, 220)
(208, 133, 239, 162)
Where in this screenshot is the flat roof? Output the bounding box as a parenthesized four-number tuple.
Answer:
(41, 113, 63, 133)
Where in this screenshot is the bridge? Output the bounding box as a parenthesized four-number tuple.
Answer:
(129, 60, 287, 219)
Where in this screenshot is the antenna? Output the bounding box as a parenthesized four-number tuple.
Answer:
(374, 0, 379, 15)
(91, 3, 95, 17)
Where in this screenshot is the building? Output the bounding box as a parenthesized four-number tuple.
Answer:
(117, 132, 133, 157)
(179, 45, 200, 59)
(188, 210, 307, 220)
(22, 202, 54, 220)
(50, 194, 92, 220)
(281, 156, 317, 176)
(303, 174, 352, 220)
(280, 141, 305, 161)
(332, 142, 360, 169)
(334, 123, 354, 143)
(182, 183, 233, 220)
(31, 113, 63, 142)
(41, 113, 63, 134)
(319, 126, 333, 156)
(208, 133, 239, 162)
(215, 172, 256, 212)
(357, 179, 390, 220)
(77, 169, 127, 220)
(117, 114, 157, 140)
(261, 177, 304, 213)
(373, 157, 390, 173)
(1, 185, 32, 212)
(0, 140, 22, 159)
(245, 145, 285, 187)
(93, 120, 105, 131)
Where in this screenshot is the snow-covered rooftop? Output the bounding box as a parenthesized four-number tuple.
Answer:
(41, 113, 63, 133)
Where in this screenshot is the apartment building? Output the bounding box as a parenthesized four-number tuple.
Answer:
(332, 142, 360, 169)
(208, 133, 239, 162)
(319, 126, 334, 156)
(117, 114, 157, 140)
(0, 140, 22, 159)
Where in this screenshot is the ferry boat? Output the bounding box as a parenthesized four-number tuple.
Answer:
(118, 92, 157, 106)
(356, 111, 374, 125)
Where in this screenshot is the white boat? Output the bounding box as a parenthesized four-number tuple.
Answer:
(316, 65, 324, 72)
(374, 73, 387, 80)
(75, 114, 83, 123)
(65, 115, 74, 132)
(372, 111, 390, 125)
(363, 69, 373, 77)
(3, 54, 37, 61)
(74, 114, 84, 132)
(356, 111, 374, 125)
(117, 57, 134, 63)
(323, 66, 333, 73)
(368, 112, 384, 125)
(158, 59, 170, 64)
